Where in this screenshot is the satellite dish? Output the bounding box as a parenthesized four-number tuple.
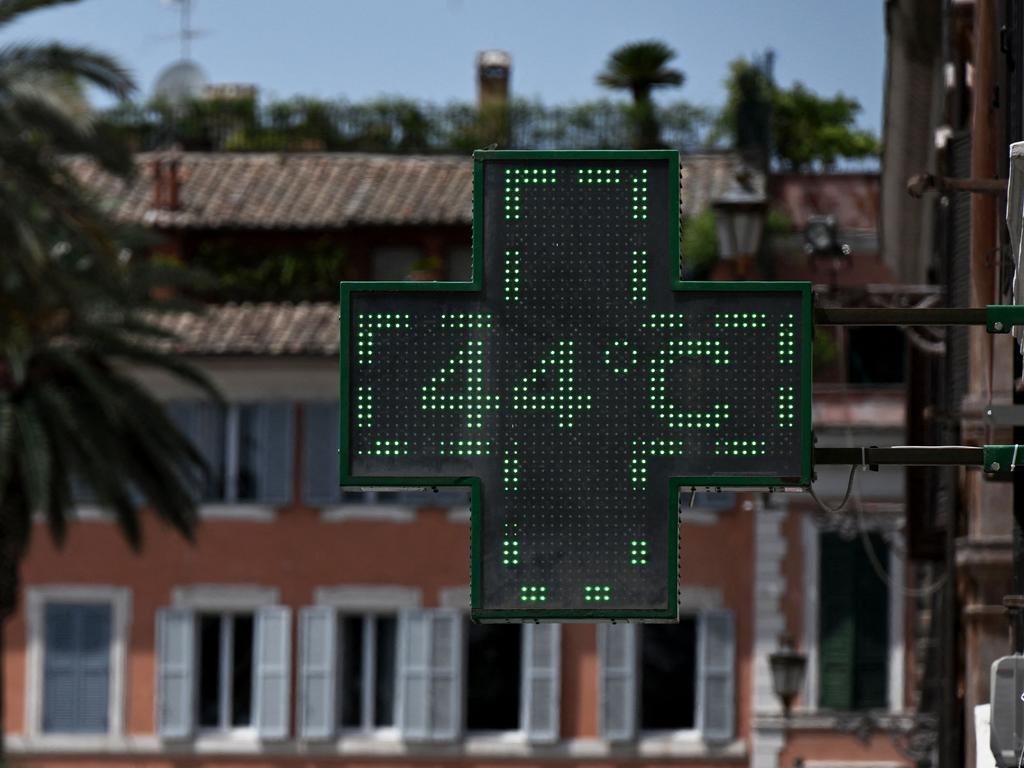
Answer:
(153, 59, 207, 105)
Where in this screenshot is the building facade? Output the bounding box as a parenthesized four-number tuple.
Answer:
(2, 151, 925, 767)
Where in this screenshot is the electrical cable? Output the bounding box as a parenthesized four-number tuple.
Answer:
(805, 460, 948, 599)
(856, 504, 947, 599)
(806, 463, 858, 514)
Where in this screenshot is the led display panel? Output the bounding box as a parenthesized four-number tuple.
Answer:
(340, 150, 812, 621)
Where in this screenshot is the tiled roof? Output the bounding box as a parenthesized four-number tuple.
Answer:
(678, 153, 765, 218)
(149, 302, 338, 356)
(69, 152, 472, 230)
(70, 151, 756, 230)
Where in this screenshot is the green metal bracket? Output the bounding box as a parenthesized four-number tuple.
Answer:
(985, 305, 1024, 333)
(983, 445, 1024, 474)
(815, 304, 1024, 333)
(815, 444, 1021, 476)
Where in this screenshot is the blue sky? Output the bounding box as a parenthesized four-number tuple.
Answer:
(8, 0, 885, 132)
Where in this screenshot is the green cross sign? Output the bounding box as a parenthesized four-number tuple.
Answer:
(340, 150, 811, 621)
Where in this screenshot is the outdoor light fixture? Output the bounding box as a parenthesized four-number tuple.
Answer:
(768, 635, 807, 717)
(803, 215, 851, 290)
(712, 170, 767, 278)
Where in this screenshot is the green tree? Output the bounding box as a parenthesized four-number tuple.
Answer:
(718, 54, 879, 171)
(0, 0, 214, 754)
(597, 40, 684, 148)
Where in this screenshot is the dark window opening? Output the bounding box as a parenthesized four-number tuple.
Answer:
(846, 327, 905, 384)
(338, 614, 398, 730)
(466, 623, 521, 731)
(374, 617, 397, 726)
(230, 615, 254, 726)
(340, 616, 365, 727)
(197, 613, 254, 730)
(641, 617, 697, 730)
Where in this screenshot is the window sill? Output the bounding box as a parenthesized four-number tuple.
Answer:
(199, 504, 276, 521)
(49, 504, 278, 522)
(8, 734, 747, 759)
(7, 733, 144, 753)
(753, 709, 916, 732)
(320, 505, 416, 523)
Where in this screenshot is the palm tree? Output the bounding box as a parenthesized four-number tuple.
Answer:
(596, 40, 684, 148)
(0, 0, 215, 755)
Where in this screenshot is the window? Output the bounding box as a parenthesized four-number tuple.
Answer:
(371, 247, 422, 281)
(338, 614, 398, 730)
(639, 618, 697, 730)
(26, 587, 129, 742)
(156, 605, 291, 740)
(301, 402, 469, 509)
(197, 613, 254, 730)
(42, 603, 112, 734)
(466, 623, 521, 731)
(298, 608, 560, 743)
(599, 611, 735, 743)
(447, 247, 472, 280)
(846, 327, 905, 384)
(818, 532, 889, 710)
(167, 401, 293, 505)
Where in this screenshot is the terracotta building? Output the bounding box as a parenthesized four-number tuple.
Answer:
(2, 151, 923, 767)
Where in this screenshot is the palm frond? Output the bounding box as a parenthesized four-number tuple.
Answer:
(0, 43, 134, 100)
(0, 0, 79, 27)
(13, 400, 51, 518)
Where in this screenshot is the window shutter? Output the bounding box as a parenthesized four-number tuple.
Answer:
(255, 606, 292, 740)
(249, 403, 294, 505)
(298, 606, 336, 740)
(168, 401, 225, 500)
(302, 402, 340, 506)
(398, 609, 431, 740)
(156, 608, 194, 739)
(397, 609, 462, 742)
(77, 605, 112, 733)
(521, 623, 561, 743)
(428, 609, 462, 742)
(598, 623, 636, 741)
(819, 533, 856, 709)
(698, 610, 735, 743)
(853, 533, 889, 709)
(43, 604, 79, 732)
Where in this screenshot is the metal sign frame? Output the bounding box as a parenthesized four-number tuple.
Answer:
(339, 149, 812, 621)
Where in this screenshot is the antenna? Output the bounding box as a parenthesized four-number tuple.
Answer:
(161, 0, 201, 60)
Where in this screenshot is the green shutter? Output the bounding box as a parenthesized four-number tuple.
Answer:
(818, 532, 890, 711)
(853, 533, 889, 709)
(818, 533, 856, 709)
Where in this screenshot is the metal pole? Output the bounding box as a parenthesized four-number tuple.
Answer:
(815, 307, 989, 326)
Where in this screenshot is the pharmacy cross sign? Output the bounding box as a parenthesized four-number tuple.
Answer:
(340, 150, 812, 621)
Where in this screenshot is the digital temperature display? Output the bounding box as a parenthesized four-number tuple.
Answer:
(340, 150, 811, 621)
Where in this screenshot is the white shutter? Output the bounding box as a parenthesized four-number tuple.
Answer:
(302, 402, 340, 506)
(397, 610, 431, 740)
(428, 609, 462, 741)
(698, 610, 735, 743)
(255, 606, 292, 740)
(298, 607, 336, 740)
(155, 608, 194, 739)
(521, 623, 561, 743)
(397, 609, 462, 742)
(598, 623, 636, 741)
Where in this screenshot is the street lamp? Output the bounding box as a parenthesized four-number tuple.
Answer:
(768, 635, 807, 717)
(712, 173, 767, 279)
(803, 214, 851, 291)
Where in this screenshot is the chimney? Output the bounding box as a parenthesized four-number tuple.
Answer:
(166, 157, 180, 211)
(150, 157, 181, 211)
(151, 158, 164, 209)
(477, 50, 511, 107)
